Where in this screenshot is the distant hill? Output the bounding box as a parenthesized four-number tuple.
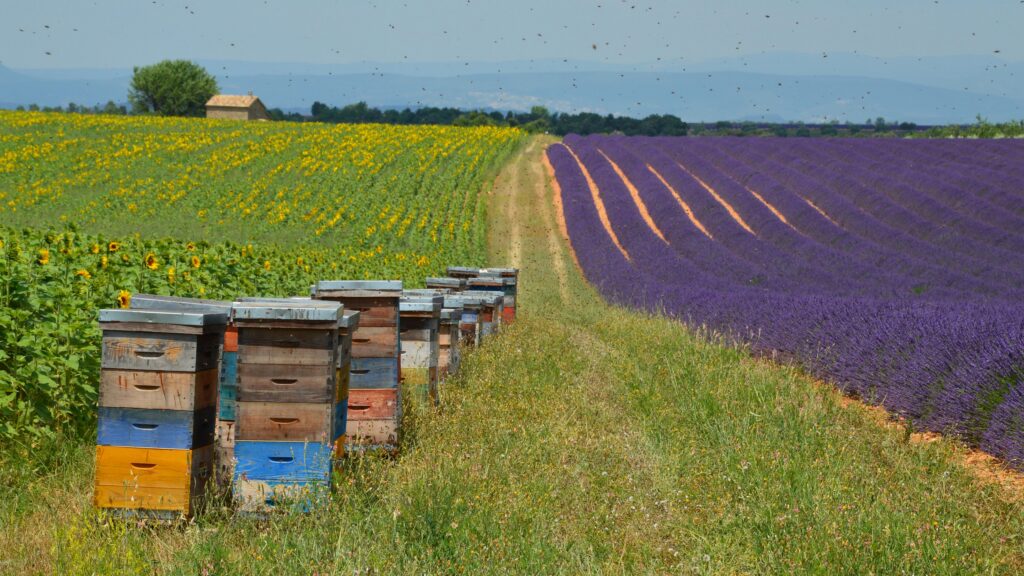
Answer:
(3, 54, 1024, 124)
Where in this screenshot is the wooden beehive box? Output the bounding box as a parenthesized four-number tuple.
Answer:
(443, 294, 485, 348)
(230, 299, 343, 512)
(312, 280, 402, 451)
(400, 292, 443, 403)
(461, 290, 503, 340)
(95, 307, 228, 518)
(439, 306, 463, 378)
(130, 294, 237, 485)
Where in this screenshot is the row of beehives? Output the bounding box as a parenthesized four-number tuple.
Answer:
(93, 267, 517, 517)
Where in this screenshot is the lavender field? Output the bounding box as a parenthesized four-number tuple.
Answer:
(547, 135, 1024, 468)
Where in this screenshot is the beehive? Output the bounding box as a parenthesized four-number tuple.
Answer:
(399, 292, 444, 404)
(312, 280, 402, 452)
(130, 295, 237, 486)
(439, 306, 463, 378)
(443, 294, 485, 348)
(462, 290, 504, 340)
(446, 266, 519, 323)
(230, 299, 343, 513)
(95, 307, 227, 518)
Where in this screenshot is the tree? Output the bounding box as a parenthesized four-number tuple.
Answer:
(128, 60, 218, 117)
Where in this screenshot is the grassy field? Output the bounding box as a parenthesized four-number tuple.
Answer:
(2, 136, 1024, 574)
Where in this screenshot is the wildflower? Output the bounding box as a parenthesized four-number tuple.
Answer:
(108, 241, 120, 252)
(145, 253, 159, 270)
(76, 269, 92, 279)
(117, 290, 131, 309)
(37, 248, 50, 265)
(191, 255, 201, 268)
(91, 244, 100, 254)
(263, 260, 271, 271)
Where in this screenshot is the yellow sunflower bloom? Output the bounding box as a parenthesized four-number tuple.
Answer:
(37, 248, 50, 265)
(100, 255, 108, 268)
(117, 290, 131, 309)
(263, 260, 271, 271)
(90, 244, 100, 254)
(145, 253, 159, 270)
(186, 242, 196, 251)
(108, 241, 120, 252)
(191, 255, 201, 268)
(167, 266, 175, 284)
(76, 269, 92, 279)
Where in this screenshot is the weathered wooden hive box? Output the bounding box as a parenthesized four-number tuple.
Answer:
(312, 280, 402, 451)
(443, 294, 485, 348)
(95, 307, 227, 518)
(399, 291, 444, 403)
(130, 294, 237, 485)
(404, 288, 463, 380)
(461, 290, 504, 340)
(482, 268, 519, 323)
(230, 298, 343, 513)
(439, 306, 463, 378)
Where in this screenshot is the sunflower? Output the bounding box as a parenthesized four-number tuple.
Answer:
(263, 260, 271, 271)
(90, 244, 100, 254)
(186, 242, 196, 251)
(75, 269, 91, 279)
(108, 241, 120, 252)
(37, 248, 50, 265)
(117, 290, 131, 309)
(167, 266, 176, 284)
(296, 256, 304, 266)
(191, 255, 201, 269)
(144, 253, 159, 270)
(100, 255, 108, 268)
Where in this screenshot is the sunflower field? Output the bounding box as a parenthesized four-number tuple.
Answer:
(0, 111, 524, 444)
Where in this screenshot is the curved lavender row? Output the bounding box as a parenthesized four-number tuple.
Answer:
(783, 140, 1024, 273)
(685, 138, 1006, 300)
(548, 137, 1024, 469)
(707, 138, 1024, 295)
(832, 140, 1024, 239)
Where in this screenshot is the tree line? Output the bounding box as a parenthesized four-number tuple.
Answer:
(10, 60, 1024, 139)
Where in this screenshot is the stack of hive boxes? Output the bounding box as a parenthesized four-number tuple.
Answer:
(399, 291, 444, 403)
(231, 299, 344, 513)
(462, 290, 503, 340)
(312, 281, 402, 451)
(441, 293, 485, 348)
(335, 309, 360, 456)
(447, 267, 519, 324)
(438, 304, 463, 378)
(403, 288, 463, 380)
(94, 306, 226, 518)
(129, 295, 237, 486)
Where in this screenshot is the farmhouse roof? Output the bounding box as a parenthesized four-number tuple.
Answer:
(206, 94, 262, 108)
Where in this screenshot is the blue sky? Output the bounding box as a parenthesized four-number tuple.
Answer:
(1, 0, 1020, 69)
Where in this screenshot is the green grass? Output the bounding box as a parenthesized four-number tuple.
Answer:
(2, 136, 1023, 574)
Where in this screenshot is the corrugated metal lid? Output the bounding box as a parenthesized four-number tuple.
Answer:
(400, 292, 443, 314)
(99, 308, 228, 326)
(424, 277, 465, 288)
(130, 294, 233, 315)
(232, 298, 343, 322)
(446, 266, 483, 278)
(313, 280, 403, 292)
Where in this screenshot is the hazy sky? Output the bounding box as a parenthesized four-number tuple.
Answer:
(1, 0, 1020, 69)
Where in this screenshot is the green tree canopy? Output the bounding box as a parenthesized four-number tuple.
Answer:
(128, 60, 218, 117)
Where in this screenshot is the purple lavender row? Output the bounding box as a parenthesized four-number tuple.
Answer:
(548, 137, 1024, 469)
